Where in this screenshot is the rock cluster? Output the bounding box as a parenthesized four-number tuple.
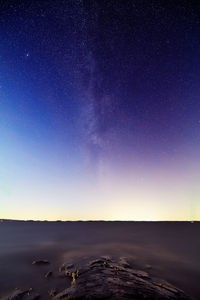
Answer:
(1, 256, 195, 300)
(54, 256, 194, 300)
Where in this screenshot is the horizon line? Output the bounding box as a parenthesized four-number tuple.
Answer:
(0, 219, 199, 222)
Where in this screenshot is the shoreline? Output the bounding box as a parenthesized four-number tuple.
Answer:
(0, 221, 199, 299)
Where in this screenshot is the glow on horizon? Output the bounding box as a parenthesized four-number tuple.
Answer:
(1, 106, 200, 221)
(1, 146, 200, 221)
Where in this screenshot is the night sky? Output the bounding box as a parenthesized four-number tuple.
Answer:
(1, 0, 200, 220)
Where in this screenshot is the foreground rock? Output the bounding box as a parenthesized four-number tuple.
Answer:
(1, 289, 28, 300)
(32, 259, 49, 265)
(48, 289, 57, 297)
(1, 289, 40, 300)
(54, 257, 194, 300)
(45, 271, 52, 278)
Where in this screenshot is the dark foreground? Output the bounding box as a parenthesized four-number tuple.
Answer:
(0, 221, 199, 299)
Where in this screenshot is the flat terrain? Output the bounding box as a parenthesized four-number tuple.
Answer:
(0, 221, 199, 299)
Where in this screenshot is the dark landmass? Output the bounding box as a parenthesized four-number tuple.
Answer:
(0, 221, 199, 299)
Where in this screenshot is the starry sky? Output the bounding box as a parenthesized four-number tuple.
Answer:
(1, 0, 200, 220)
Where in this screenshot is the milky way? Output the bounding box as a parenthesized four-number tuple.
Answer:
(0, 1, 200, 220)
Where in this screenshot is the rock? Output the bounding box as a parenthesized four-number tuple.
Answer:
(65, 264, 75, 270)
(58, 263, 79, 284)
(119, 256, 130, 268)
(100, 255, 112, 261)
(71, 270, 79, 285)
(59, 263, 76, 274)
(53, 289, 70, 300)
(26, 288, 33, 296)
(0, 289, 29, 300)
(32, 259, 49, 265)
(0, 289, 39, 300)
(130, 269, 149, 278)
(89, 258, 105, 266)
(58, 264, 65, 273)
(64, 264, 78, 278)
(23, 293, 40, 300)
(48, 289, 57, 297)
(53, 257, 195, 300)
(45, 271, 52, 278)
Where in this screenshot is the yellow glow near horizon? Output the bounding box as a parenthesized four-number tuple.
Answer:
(1, 145, 200, 221)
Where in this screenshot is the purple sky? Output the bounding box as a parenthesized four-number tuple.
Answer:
(0, 0, 200, 220)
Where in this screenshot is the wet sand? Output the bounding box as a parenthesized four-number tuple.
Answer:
(0, 221, 200, 299)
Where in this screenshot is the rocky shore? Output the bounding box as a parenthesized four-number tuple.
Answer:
(1, 256, 195, 300)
